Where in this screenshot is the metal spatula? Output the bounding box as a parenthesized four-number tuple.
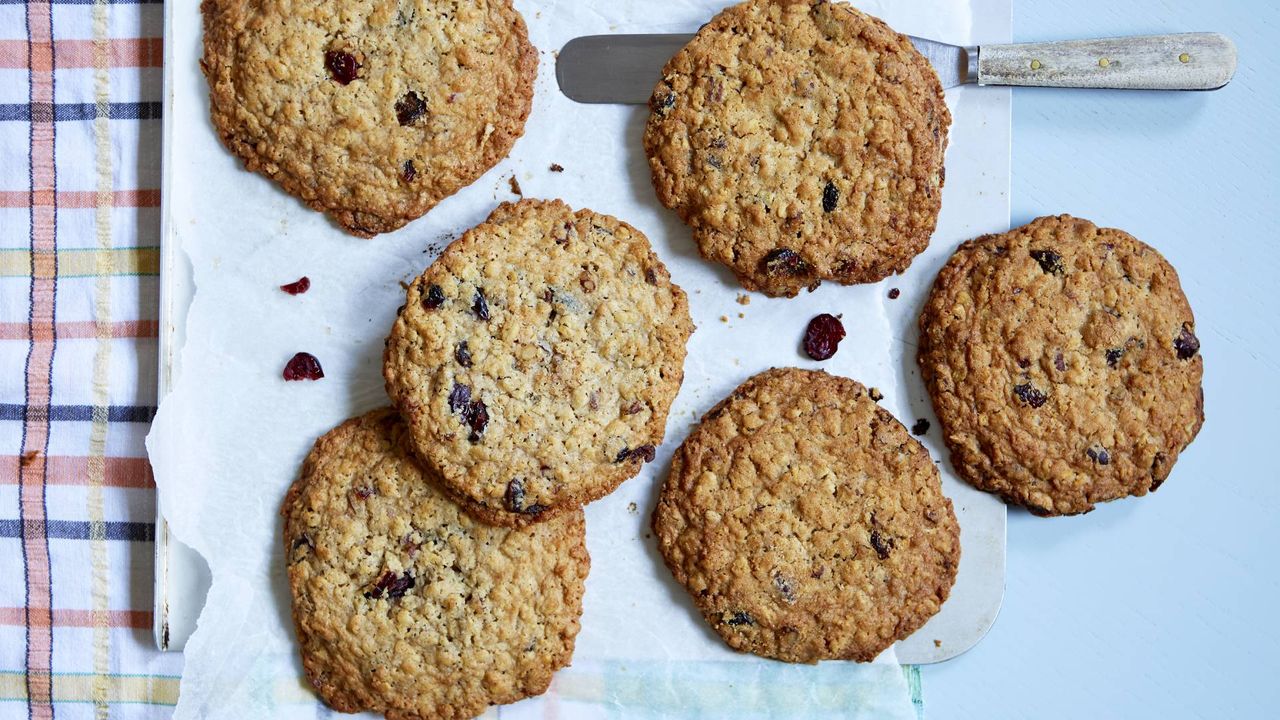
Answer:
(556, 32, 1236, 104)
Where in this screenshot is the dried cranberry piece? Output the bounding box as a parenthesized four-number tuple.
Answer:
(455, 341, 473, 368)
(401, 160, 417, 183)
(762, 248, 811, 277)
(1054, 352, 1067, 372)
(1174, 324, 1200, 360)
(773, 573, 796, 603)
(395, 91, 427, 126)
(283, 352, 323, 381)
(549, 163, 565, 173)
(1013, 383, 1048, 408)
(615, 444, 657, 464)
(364, 571, 414, 599)
(911, 418, 930, 436)
(803, 313, 845, 361)
(448, 383, 472, 414)
(472, 289, 490, 321)
(465, 400, 488, 442)
(280, 276, 310, 295)
(822, 180, 839, 212)
(324, 50, 360, 85)
(1030, 249, 1065, 275)
(1086, 446, 1111, 466)
(652, 90, 676, 114)
(869, 529, 894, 560)
(888, 288, 900, 300)
(504, 478, 526, 512)
(422, 284, 445, 310)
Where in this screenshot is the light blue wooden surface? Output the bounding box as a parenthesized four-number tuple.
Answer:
(921, 1, 1280, 718)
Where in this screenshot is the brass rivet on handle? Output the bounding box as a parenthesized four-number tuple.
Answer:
(1030, 59, 1042, 70)
(1098, 58, 1111, 68)
(1179, 53, 1191, 63)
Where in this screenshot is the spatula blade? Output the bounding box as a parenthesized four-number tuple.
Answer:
(556, 34, 694, 105)
(555, 33, 970, 104)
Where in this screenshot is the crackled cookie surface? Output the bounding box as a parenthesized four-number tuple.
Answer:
(644, 0, 950, 296)
(282, 409, 588, 720)
(652, 369, 960, 663)
(384, 199, 694, 526)
(918, 215, 1205, 516)
(202, 0, 536, 236)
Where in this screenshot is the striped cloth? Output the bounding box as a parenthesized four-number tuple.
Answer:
(1, 0, 181, 717)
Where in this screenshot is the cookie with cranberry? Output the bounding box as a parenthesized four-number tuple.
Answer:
(282, 409, 589, 719)
(201, 0, 537, 236)
(918, 215, 1205, 516)
(652, 368, 960, 663)
(384, 199, 694, 526)
(644, 0, 949, 297)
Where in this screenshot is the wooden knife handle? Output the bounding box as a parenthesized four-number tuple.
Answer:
(977, 32, 1236, 90)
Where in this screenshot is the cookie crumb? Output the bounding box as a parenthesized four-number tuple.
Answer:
(869, 387, 884, 402)
(911, 418, 930, 436)
(627, 502, 638, 514)
(21, 450, 39, 467)
(549, 163, 564, 173)
(720, 315, 729, 323)
(738, 313, 745, 319)
(934, 639, 941, 648)
(888, 288, 900, 300)
(508, 176, 523, 196)
(736, 294, 751, 306)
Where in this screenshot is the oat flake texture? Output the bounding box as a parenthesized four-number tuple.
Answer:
(201, 0, 537, 237)
(644, 0, 951, 297)
(282, 409, 589, 720)
(652, 368, 960, 663)
(918, 215, 1205, 516)
(383, 199, 694, 526)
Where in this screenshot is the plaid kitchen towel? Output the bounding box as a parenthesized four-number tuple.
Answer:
(0, 0, 181, 717)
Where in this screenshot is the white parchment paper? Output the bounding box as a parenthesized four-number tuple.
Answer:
(149, 1, 1009, 717)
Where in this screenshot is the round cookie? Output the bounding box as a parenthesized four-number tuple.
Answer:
(384, 199, 694, 526)
(643, 0, 950, 297)
(652, 368, 960, 663)
(201, 0, 537, 237)
(282, 409, 589, 720)
(918, 215, 1205, 516)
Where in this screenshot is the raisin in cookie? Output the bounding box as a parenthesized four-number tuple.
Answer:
(282, 409, 589, 720)
(384, 199, 694, 526)
(918, 215, 1205, 516)
(652, 368, 960, 663)
(644, 0, 950, 297)
(201, 0, 536, 237)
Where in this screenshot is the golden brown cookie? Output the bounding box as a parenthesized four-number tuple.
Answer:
(652, 368, 960, 663)
(282, 409, 589, 720)
(644, 0, 950, 297)
(384, 199, 694, 526)
(918, 215, 1205, 516)
(201, 0, 537, 237)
